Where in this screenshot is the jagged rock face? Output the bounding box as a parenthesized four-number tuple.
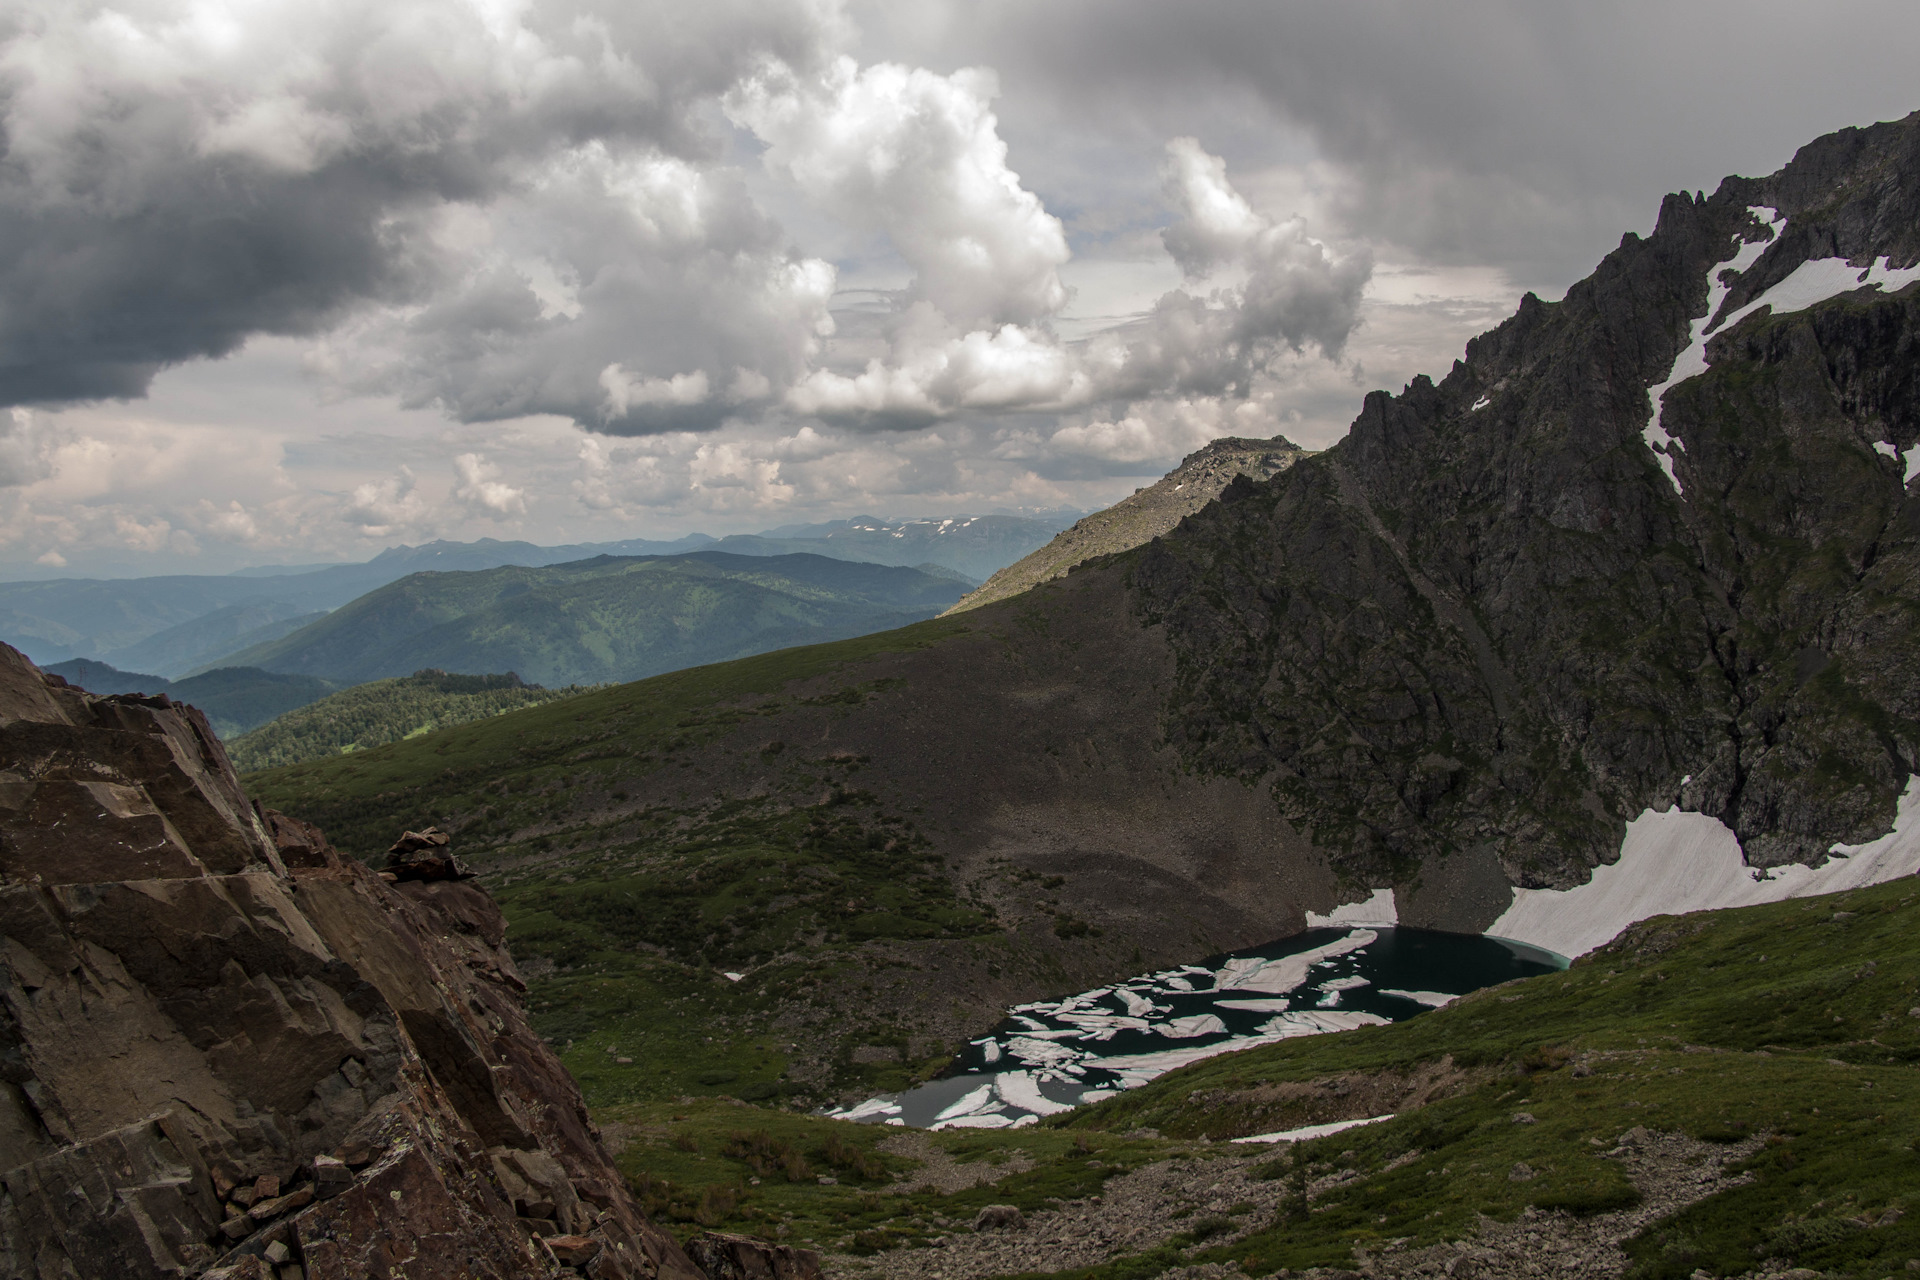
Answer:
(1134, 111, 1920, 891)
(946, 436, 1306, 616)
(0, 645, 703, 1279)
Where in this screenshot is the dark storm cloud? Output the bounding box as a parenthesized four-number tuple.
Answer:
(0, 0, 839, 409)
(860, 0, 1920, 288)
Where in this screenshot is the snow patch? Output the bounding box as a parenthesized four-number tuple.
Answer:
(1647, 209, 1920, 496)
(1380, 989, 1457, 1008)
(1643, 206, 1783, 494)
(1233, 1114, 1396, 1145)
(1307, 887, 1397, 927)
(1875, 441, 1898, 458)
(1488, 775, 1920, 958)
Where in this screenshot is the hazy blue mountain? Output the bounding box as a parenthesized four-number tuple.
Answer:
(220, 550, 969, 686)
(102, 603, 327, 678)
(41, 660, 342, 738)
(708, 513, 1075, 582)
(0, 520, 1060, 669)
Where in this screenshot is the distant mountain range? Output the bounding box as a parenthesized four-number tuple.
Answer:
(0, 514, 1074, 674)
(39, 660, 340, 739)
(213, 550, 968, 687)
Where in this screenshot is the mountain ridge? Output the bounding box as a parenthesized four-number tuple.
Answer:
(945, 436, 1308, 615)
(249, 110, 1920, 1115)
(220, 550, 969, 687)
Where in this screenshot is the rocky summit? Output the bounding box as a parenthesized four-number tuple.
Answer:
(0, 642, 818, 1278)
(944, 436, 1309, 616)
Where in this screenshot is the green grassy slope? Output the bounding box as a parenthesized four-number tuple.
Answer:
(226, 669, 589, 771)
(220, 551, 967, 686)
(594, 877, 1920, 1279)
(1043, 875, 1920, 1279)
(246, 620, 1038, 1102)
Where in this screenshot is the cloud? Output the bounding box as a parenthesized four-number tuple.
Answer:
(729, 56, 1070, 329)
(861, 0, 1920, 287)
(344, 467, 430, 537)
(0, 411, 63, 488)
(0, 0, 842, 408)
(783, 138, 1366, 420)
(452, 453, 527, 519)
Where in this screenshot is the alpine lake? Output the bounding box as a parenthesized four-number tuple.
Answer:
(826, 926, 1564, 1130)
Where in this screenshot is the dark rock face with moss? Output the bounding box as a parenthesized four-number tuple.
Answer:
(1136, 111, 1920, 895)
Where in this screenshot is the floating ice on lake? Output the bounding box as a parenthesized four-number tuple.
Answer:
(935, 1114, 1015, 1129)
(1006, 1036, 1084, 1066)
(1217, 930, 1376, 994)
(836, 1097, 904, 1120)
(1158, 1014, 1226, 1039)
(934, 1083, 995, 1122)
(994, 1071, 1076, 1117)
(1256, 1010, 1390, 1038)
(827, 927, 1551, 1129)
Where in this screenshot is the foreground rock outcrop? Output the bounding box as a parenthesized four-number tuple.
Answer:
(0, 643, 706, 1278)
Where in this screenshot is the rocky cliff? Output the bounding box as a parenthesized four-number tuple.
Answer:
(1134, 110, 1920, 899)
(0, 642, 716, 1278)
(245, 111, 1920, 1100)
(944, 436, 1307, 616)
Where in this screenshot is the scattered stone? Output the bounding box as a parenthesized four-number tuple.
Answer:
(1511, 1112, 1536, 1124)
(543, 1234, 601, 1266)
(263, 1240, 291, 1264)
(973, 1205, 1025, 1231)
(249, 1185, 314, 1221)
(686, 1230, 823, 1279)
(817, 1175, 837, 1186)
(252, 1174, 281, 1201)
(219, 1214, 253, 1241)
(313, 1154, 352, 1199)
(1619, 1125, 1653, 1149)
(385, 825, 473, 881)
(1509, 1162, 1536, 1182)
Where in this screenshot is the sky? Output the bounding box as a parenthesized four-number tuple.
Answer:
(1, 0, 1915, 577)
